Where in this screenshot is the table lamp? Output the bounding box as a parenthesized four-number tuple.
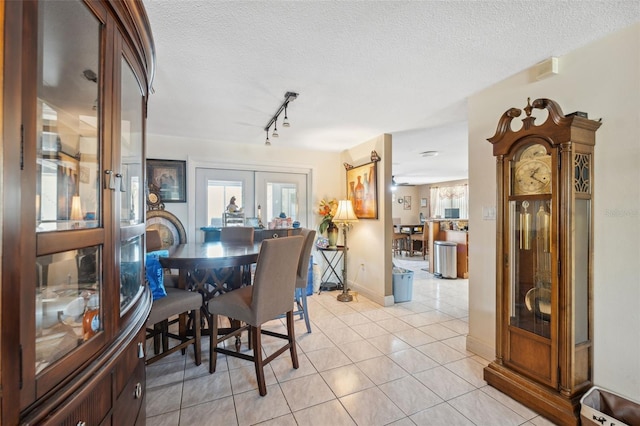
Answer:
(70, 195, 83, 228)
(332, 199, 358, 302)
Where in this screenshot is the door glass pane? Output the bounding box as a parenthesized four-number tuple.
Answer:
(266, 182, 298, 222)
(207, 180, 244, 227)
(509, 198, 552, 338)
(119, 56, 144, 315)
(256, 171, 308, 229)
(120, 57, 143, 225)
(36, 246, 102, 374)
(120, 236, 144, 313)
(36, 0, 101, 232)
(195, 168, 254, 236)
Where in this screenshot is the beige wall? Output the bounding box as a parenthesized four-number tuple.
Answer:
(467, 24, 640, 401)
(341, 134, 394, 305)
(391, 186, 420, 224)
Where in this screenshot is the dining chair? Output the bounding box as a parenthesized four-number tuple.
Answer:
(145, 230, 202, 367)
(208, 235, 304, 395)
(293, 228, 316, 333)
(220, 226, 255, 288)
(410, 224, 429, 259)
(392, 227, 409, 257)
(220, 226, 254, 244)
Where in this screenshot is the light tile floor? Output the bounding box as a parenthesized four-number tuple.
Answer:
(145, 258, 558, 426)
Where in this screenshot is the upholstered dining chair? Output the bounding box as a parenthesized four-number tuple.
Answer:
(220, 226, 255, 287)
(208, 235, 304, 396)
(220, 226, 254, 244)
(293, 228, 316, 333)
(145, 230, 202, 367)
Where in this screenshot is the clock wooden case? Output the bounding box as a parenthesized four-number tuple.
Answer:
(483, 98, 601, 425)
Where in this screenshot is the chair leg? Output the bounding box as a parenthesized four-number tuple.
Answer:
(161, 320, 169, 352)
(252, 325, 267, 396)
(210, 312, 219, 373)
(153, 323, 162, 354)
(294, 288, 303, 320)
(299, 291, 311, 333)
(193, 307, 201, 366)
(286, 311, 299, 369)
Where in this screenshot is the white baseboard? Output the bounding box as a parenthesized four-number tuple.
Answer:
(347, 282, 394, 306)
(466, 334, 495, 361)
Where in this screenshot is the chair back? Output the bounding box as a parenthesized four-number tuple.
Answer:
(146, 229, 163, 252)
(251, 236, 304, 324)
(220, 226, 255, 244)
(296, 229, 316, 289)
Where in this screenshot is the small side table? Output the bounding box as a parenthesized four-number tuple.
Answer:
(316, 246, 345, 293)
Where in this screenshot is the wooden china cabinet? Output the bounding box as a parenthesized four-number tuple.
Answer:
(483, 98, 601, 425)
(1, 0, 155, 424)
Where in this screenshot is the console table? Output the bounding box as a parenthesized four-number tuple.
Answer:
(200, 226, 301, 242)
(316, 246, 345, 292)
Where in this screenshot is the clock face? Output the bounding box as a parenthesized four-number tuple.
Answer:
(146, 187, 163, 210)
(513, 144, 552, 195)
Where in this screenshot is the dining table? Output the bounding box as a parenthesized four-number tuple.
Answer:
(159, 241, 262, 347)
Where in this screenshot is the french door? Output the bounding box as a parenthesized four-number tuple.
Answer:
(195, 168, 308, 241)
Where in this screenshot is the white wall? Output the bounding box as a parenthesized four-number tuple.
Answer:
(467, 24, 640, 401)
(146, 134, 343, 243)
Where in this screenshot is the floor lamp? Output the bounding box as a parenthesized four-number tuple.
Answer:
(332, 199, 359, 302)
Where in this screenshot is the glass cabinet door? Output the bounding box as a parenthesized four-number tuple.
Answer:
(508, 198, 552, 338)
(34, 0, 103, 375)
(118, 55, 145, 315)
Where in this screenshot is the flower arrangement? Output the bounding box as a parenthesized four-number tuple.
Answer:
(317, 198, 338, 234)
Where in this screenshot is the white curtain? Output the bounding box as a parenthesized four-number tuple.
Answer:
(430, 184, 468, 218)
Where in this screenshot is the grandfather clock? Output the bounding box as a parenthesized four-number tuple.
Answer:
(483, 98, 601, 425)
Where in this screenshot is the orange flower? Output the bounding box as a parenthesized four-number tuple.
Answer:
(318, 198, 338, 234)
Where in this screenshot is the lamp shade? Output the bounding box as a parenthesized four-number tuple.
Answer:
(332, 200, 358, 223)
(70, 195, 83, 221)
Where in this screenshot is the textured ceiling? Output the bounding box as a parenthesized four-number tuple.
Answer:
(144, 0, 639, 185)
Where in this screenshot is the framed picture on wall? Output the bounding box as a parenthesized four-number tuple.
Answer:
(147, 159, 186, 202)
(420, 198, 428, 208)
(346, 160, 378, 219)
(403, 195, 412, 210)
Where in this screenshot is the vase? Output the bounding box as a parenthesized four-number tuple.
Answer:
(327, 222, 339, 248)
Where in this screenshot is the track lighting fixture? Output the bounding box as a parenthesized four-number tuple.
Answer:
(263, 91, 298, 143)
(282, 103, 290, 127)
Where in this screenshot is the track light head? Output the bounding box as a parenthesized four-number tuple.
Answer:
(282, 103, 290, 127)
(263, 92, 298, 142)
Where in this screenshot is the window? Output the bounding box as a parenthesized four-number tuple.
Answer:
(430, 184, 468, 219)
